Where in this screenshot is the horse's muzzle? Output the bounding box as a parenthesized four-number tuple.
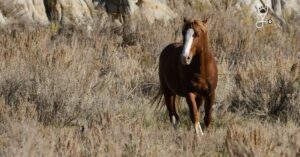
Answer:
(181, 55, 192, 65)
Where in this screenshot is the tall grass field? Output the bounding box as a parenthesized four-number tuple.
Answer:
(0, 1, 299, 156)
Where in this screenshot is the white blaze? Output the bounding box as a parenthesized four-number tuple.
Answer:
(182, 28, 194, 58)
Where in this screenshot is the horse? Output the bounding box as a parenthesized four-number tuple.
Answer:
(158, 18, 218, 135)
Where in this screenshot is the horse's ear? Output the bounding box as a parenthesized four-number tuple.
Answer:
(184, 17, 192, 24)
(193, 20, 201, 26)
(184, 17, 188, 23)
(202, 17, 209, 26)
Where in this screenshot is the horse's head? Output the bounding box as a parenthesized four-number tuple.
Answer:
(181, 18, 208, 65)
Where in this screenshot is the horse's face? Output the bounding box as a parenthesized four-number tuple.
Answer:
(181, 18, 208, 65)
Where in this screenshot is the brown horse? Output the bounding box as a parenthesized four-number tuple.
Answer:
(158, 18, 218, 135)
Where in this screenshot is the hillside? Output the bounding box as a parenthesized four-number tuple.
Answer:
(0, 0, 300, 156)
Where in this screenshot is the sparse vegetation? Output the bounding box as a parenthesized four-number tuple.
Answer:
(0, 1, 299, 157)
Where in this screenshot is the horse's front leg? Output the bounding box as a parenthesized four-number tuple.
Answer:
(204, 91, 215, 130)
(186, 92, 204, 135)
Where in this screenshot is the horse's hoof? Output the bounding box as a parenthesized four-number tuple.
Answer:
(172, 116, 178, 129)
(194, 122, 204, 135)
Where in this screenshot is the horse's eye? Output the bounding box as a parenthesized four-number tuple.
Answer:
(194, 32, 199, 37)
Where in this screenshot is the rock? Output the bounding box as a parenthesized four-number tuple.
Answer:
(101, 0, 176, 24)
(104, 0, 138, 15)
(282, 0, 300, 17)
(236, 0, 300, 18)
(138, 0, 177, 24)
(52, 0, 94, 25)
(0, 0, 49, 25)
(0, 0, 298, 27)
(0, 0, 95, 25)
(0, 11, 6, 25)
(234, 0, 300, 31)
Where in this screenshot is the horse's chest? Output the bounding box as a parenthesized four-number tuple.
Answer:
(177, 68, 198, 90)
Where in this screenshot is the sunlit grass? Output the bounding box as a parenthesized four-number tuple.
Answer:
(0, 1, 299, 156)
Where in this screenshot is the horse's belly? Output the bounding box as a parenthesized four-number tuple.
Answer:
(165, 75, 184, 96)
(162, 64, 187, 97)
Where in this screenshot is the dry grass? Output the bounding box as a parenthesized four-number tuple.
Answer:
(0, 1, 299, 157)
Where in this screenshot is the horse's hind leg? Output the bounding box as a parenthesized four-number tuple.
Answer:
(172, 95, 180, 127)
(204, 92, 215, 130)
(163, 93, 179, 128)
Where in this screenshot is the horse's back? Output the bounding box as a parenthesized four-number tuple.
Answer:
(160, 43, 182, 58)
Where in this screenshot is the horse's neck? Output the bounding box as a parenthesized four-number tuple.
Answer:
(197, 38, 210, 78)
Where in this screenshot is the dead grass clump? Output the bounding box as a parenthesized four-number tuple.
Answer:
(225, 121, 300, 157)
(229, 58, 300, 123)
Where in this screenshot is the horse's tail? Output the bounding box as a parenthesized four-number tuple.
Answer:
(149, 89, 182, 111)
(174, 95, 182, 111)
(149, 89, 164, 110)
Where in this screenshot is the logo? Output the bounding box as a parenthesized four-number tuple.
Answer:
(256, 6, 272, 29)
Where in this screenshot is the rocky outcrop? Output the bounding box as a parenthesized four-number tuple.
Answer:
(0, 0, 299, 27)
(104, 0, 138, 15)
(138, 0, 177, 23)
(0, 0, 94, 25)
(0, 0, 49, 25)
(0, 0, 176, 26)
(101, 0, 177, 24)
(44, 0, 94, 24)
(238, 0, 300, 31)
(0, 11, 6, 25)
